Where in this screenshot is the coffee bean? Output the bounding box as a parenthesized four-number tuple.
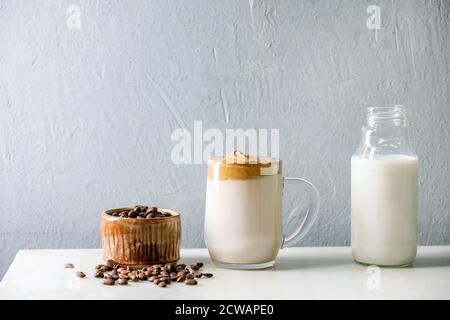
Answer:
(118, 278, 128, 285)
(160, 271, 169, 277)
(138, 273, 147, 281)
(196, 262, 204, 268)
(119, 274, 129, 280)
(151, 207, 158, 213)
(128, 211, 138, 218)
(95, 264, 103, 270)
(190, 264, 200, 271)
(185, 279, 198, 285)
(105, 260, 114, 267)
(153, 279, 160, 284)
(149, 276, 157, 282)
(76, 271, 86, 278)
(119, 212, 127, 218)
(176, 276, 186, 282)
(163, 212, 172, 217)
(158, 282, 167, 288)
(129, 274, 138, 282)
(202, 273, 213, 278)
(103, 278, 115, 286)
(65, 263, 74, 268)
(193, 271, 202, 278)
(94, 270, 103, 278)
(186, 274, 194, 280)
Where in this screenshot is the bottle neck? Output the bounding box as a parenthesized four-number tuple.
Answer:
(366, 105, 407, 128)
(357, 105, 415, 157)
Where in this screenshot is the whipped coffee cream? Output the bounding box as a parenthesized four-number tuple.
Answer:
(205, 152, 283, 266)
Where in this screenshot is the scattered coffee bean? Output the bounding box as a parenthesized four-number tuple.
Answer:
(138, 272, 147, 281)
(111, 274, 119, 280)
(129, 274, 138, 282)
(105, 260, 114, 267)
(100, 266, 109, 272)
(94, 270, 103, 278)
(185, 279, 198, 285)
(92, 260, 209, 288)
(65, 263, 74, 268)
(76, 271, 86, 278)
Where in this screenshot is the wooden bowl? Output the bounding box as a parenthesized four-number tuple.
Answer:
(101, 207, 181, 266)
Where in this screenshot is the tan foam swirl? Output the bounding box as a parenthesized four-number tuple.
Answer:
(207, 151, 282, 180)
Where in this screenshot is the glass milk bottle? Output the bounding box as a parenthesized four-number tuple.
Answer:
(351, 105, 418, 266)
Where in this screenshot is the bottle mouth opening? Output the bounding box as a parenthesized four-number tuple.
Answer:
(367, 105, 407, 126)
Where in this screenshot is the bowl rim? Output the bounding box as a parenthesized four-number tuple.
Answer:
(102, 207, 180, 220)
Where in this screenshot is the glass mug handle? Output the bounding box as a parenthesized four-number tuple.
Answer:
(281, 177, 320, 248)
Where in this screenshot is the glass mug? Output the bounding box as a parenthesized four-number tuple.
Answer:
(204, 151, 320, 269)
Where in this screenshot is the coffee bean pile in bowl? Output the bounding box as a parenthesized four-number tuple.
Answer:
(92, 260, 213, 287)
(110, 205, 172, 218)
(102, 205, 182, 266)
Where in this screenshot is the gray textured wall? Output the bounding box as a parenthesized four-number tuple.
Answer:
(0, 0, 449, 279)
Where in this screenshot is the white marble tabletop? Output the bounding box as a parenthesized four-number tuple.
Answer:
(0, 247, 449, 300)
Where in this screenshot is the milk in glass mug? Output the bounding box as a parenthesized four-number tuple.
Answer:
(204, 151, 320, 269)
